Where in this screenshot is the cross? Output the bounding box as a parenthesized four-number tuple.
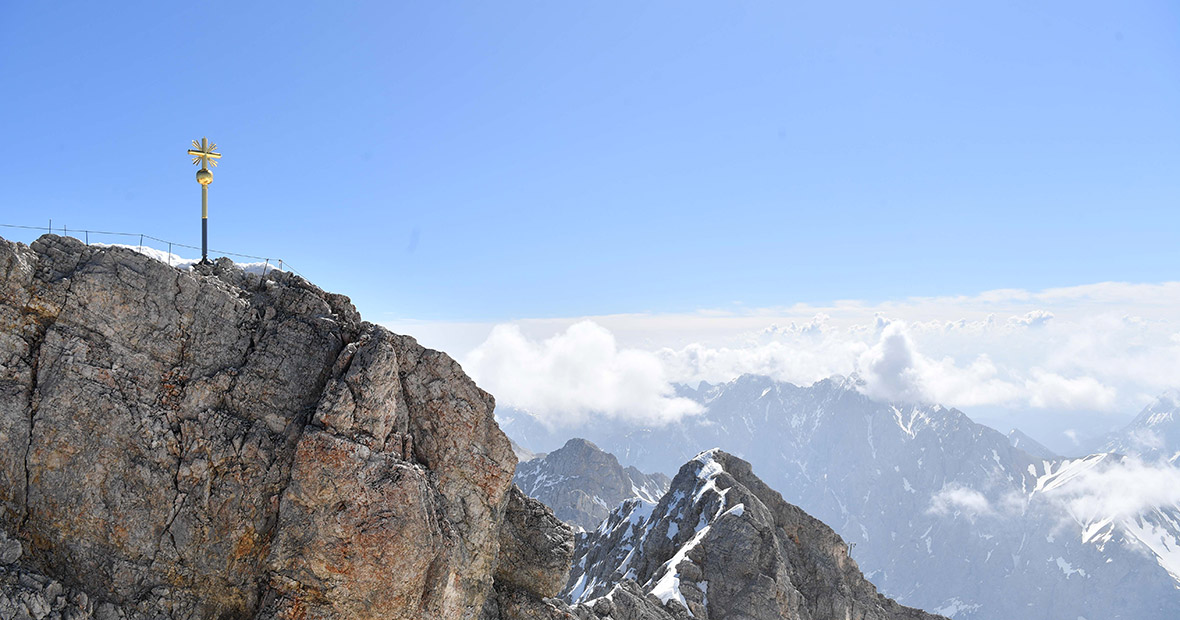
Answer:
(188, 137, 221, 169)
(187, 136, 222, 264)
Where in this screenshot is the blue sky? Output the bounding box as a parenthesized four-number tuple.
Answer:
(3, 1, 1178, 322)
(4, 2, 1180, 442)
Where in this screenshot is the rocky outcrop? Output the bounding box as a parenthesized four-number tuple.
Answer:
(495, 486, 576, 598)
(564, 450, 946, 620)
(0, 235, 532, 619)
(515, 439, 669, 531)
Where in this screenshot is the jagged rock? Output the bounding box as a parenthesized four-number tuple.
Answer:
(515, 439, 669, 531)
(0, 235, 516, 619)
(0, 531, 20, 566)
(480, 580, 681, 620)
(565, 449, 945, 620)
(495, 486, 576, 598)
(572, 580, 679, 620)
(480, 584, 578, 620)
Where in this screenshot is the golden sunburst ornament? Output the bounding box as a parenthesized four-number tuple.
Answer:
(188, 137, 221, 169)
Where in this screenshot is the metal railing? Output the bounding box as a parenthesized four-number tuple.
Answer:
(0, 222, 306, 279)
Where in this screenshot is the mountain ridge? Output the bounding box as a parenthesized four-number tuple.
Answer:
(501, 373, 1180, 619)
(564, 449, 946, 620)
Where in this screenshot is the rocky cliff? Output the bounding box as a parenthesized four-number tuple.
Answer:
(0, 235, 572, 619)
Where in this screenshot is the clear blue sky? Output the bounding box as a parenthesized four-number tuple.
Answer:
(2, 1, 1177, 322)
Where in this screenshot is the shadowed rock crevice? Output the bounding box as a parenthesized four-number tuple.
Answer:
(16, 256, 78, 541)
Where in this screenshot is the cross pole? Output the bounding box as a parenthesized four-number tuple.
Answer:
(187, 137, 222, 263)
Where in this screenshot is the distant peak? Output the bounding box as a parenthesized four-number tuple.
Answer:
(560, 437, 602, 452)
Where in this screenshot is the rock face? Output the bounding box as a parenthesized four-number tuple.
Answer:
(515, 439, 669, 531)
(0, 235, 555, 619)
(564, 449, 945, 620)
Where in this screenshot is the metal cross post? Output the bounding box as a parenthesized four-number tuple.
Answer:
(187, 137, 222, 264)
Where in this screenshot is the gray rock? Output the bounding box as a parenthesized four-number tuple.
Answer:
(495, 485, 576, 598)
(0, 235, 517, 619)
(0, 539, 19, 566)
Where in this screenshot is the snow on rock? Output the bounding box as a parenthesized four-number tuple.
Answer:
(562, 449, 945, 620)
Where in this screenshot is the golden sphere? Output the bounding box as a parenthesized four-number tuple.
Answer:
(196, 168, 214, 185)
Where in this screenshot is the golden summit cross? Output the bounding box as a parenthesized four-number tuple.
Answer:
(187, 137, 222, 264)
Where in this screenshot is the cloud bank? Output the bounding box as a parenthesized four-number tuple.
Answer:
(412, 281, 1180, 429)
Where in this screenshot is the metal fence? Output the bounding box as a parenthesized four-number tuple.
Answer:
(0, 222, 305, 279)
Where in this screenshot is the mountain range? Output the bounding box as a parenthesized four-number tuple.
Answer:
(502, 375, 1180, 619)
(563, 449, 944, 620)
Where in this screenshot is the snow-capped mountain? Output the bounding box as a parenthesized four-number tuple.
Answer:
(514, 438, 669, 531)
(501, 375, 1180, 619)
(1101, 391, 1180, 463)
(564, 449, 944, 620)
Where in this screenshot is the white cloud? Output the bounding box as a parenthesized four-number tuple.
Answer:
(1025, 369, 1117, 411)
(655, 336, 868, 389)
(858, 323, 925, 403)
(462, 321, 701, 428)
(1045, 457, 1180, 521)
(1008, 310, 1054, 328)
(928, 484, 994, 517)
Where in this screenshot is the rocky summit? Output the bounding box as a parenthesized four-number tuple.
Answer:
(0, 235, 573, 619)
(514, 439, 669, 531)
(560, 449, 945, 620)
